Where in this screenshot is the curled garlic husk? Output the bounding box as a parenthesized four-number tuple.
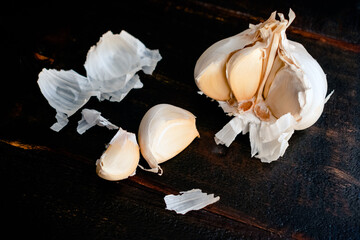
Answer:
(164, 189, 220, 215)
(38, 30, 161, 132)
(194, 10, 332, 162)
(77, 108, 119, 134)
(138, 104, 199, 173)
(96, 128, 140, 181)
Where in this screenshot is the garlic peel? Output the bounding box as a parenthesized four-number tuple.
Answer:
(96, 128, 140, 181)
(138, 104, 199, 171)
(164, 189, 220, 215)
(84, 31, 161, 100)
(38, 30, 161, 131)
(77, 108, 119, 134)
(38, 69, 95, 117)
(196, 10, 331, 162)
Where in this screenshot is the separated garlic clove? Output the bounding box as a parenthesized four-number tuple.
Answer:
(138, 104, 199, 170)
(195, 9, 331, 162)
(96, 128, 140, 181)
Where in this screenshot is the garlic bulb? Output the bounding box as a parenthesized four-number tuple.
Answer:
(194, 10, 332, 162)
(96, 128, 140, 181)
(138, 104, 199, 172)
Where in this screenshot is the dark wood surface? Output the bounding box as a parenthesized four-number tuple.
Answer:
(1, 1, 359, 239)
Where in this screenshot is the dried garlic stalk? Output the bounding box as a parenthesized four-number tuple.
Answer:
(194, 10, 332, 162)
(38, 30, 161, 132)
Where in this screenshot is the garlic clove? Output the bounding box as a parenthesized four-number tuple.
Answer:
(263, 54, 285, 99)
(194, 30, 255, 101)
(283, 40, 328, 130)
(226, 43, 264, 102)
(195, 59, 231, 101)
(96, 128, 140, 181)
(138, 104, 199, 170)
(265, 67, 305, 120)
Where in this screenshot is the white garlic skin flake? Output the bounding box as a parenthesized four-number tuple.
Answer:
(138, 104, 199, 170)
(164, 189, 220, 215)
(194, 10, 331, 162)
(38, 30, 161, 132)
(96, 128, 140, 181)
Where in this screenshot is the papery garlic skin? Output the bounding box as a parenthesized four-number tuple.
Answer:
(195, 10, 331, 162)
(84, 31, 161, 102)
(138, 104, 199, 170)
(164, 189, 220, 215)
(38, 30, 161, 132)
(96, 128, 139, 181)
(77, 108, 119, 134)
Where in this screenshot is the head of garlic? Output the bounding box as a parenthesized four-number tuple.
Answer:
(194, 10, 332, 163)
(138, 104, 199, 173)
(96, 128, 140, 181)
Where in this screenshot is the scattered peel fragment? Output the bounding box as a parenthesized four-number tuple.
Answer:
(77, 109, 119, 134)
(164, 189, 220, 215)
(37, 30, 161, 131)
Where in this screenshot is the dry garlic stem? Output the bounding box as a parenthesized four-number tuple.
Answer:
(138, 104, 199, 171)
(96, 128, 139, 181)
(194, 10, 332, 162)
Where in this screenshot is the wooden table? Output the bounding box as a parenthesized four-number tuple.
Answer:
(2, 1, 359, 239)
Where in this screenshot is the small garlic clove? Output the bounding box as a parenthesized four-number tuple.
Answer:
(138, 104, 199, 170)
(96, 128, 140, 181)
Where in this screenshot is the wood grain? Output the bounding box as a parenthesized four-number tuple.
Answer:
(1, 0, 359, 239)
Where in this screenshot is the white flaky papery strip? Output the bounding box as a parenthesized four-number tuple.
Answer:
(38, 30, 161, 131)
(164, 189, 220, 215)
(38, 69, 97, 131)
(84, 31, 161, 102)
(77, 109, 119, 134)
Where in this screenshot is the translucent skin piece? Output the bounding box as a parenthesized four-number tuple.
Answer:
(38, 31, 162, 131)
